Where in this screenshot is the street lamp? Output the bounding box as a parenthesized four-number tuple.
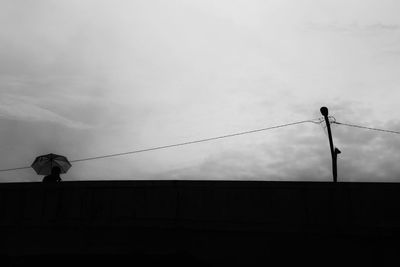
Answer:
(320, 107, 341, 182)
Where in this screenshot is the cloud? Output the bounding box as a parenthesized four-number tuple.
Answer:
(154, 122, 331, 181)
(306, 22, 400, 33)
(0, 94, 91, 129)
(158, 120, 400, 182)
(153, 102, 400, 182)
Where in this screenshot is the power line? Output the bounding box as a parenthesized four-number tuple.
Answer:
(0, 166, 32, 172)
(70, 119, 320, 163)
(334, 121, 400, 135)
(0, 118, 321, 172)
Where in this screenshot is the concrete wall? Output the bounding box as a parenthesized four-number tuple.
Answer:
(1, 181, 400, 265)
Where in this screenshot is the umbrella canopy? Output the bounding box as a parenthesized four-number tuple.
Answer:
(31, 153, 72, 175)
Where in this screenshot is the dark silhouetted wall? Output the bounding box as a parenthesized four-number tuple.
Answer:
(1, 181, 400, 266)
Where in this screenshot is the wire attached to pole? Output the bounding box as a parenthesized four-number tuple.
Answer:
(0, 118, 322, 172)
(71, 119, 322, 163)
(334, 122, 400, 135)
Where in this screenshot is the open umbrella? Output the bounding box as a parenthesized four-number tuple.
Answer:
(31, 153, 72, 175)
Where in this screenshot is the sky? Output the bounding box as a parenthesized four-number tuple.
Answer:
(1, 0, 400, 182)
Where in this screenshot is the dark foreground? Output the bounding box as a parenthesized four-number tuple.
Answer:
(1, 180, 400, 266)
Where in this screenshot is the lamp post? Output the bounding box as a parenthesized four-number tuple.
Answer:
(320, 107, 341, 182)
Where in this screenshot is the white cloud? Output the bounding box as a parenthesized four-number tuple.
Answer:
(0, 94, 91, 129)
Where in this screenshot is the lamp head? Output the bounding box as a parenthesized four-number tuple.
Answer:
(320, 106, 329, 116)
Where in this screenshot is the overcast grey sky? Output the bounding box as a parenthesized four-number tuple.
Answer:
(1, 0, 400, 182)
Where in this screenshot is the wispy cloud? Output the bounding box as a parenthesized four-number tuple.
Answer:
(306, 22, 400, 33)
(152, 102, 400, 182)
(0, 94, 91, 129)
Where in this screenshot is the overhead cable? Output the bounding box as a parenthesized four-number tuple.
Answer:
(0, 118, 321, 172)
(334, 121, 400, 135)
(71, 119, 322, 162)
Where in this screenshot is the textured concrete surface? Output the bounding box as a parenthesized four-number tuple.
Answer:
(1, 181, 400, 266)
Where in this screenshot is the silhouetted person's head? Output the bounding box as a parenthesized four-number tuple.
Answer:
(51, 166, 61, 175)
(43, 166, 62, 183)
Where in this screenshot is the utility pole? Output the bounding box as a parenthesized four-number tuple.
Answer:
(320, 107, 341, 182)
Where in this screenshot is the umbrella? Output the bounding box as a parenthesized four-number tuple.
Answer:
(31, 153, 72, 175)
